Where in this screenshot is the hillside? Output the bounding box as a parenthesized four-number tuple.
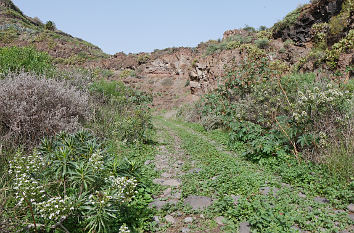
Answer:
(0, 0, 353, 232)
(1, 0, 352, 109)
(0, 0, 107, 65)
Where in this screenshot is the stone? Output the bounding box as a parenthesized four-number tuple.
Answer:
(165, 215, 176, 224)
(314, 197, 329, 204)
(176, 160, 184, 165)
(211, 176, 218, 181)
(184, 195, 213, 210)
(239, 222, 251, 233)
(260, 187, 270, 195)
(281, 183, 291, 188)
(161, 172, 172, 178)
(149, 200, 167, 210)
(347, 203, 354, 212)
(175, 211, 183, 217)
(230, 195, 241, 205)
(188, 168, 202, 174)
(184, 217, 194, 223)
(349, 213, 354, 221)
(298, 192, 306, 198)
(153, 178, 181, 187)
(260, 187, 279, 195)
(173, 192, 182, 199)
(291, 225, 302, 232)
(181, 227, 191, 233)
(168, 199, 178, 205)
(144, 160, 152, 165)
(153, 216, 160, 223)
(163, 188, 172, 196)
(215, 216, 226, 225)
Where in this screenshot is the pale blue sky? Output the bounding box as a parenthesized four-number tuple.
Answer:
(12, 0, 309, 54)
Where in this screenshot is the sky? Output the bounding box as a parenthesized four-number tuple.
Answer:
(12, 0, 310, 55)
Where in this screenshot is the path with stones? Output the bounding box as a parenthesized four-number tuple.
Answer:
(149, 115, 354, 233)
(150, 121, 221, 233)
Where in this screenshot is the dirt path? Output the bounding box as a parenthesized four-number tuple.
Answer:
(149, 116, 354, 233)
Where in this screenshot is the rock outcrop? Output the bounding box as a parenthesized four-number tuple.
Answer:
(273, 0, 345, 43)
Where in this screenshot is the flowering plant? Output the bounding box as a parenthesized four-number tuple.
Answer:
(8, 131, 137, 232)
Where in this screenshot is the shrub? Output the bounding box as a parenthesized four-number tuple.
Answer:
(0, 72, 91, 148)
(258, 25, 268, 31)
(272, 5, 305, 35)
(255, 39, 270, 49)
(243, 25, 256, 33)
(283, 39, 294, 48)
(119, 69, 136, 78)
(44, 20, 56, 31)
(89, 80, 153, 143)
(0, 46, 53, 77)
(0, 27, 18, 44)
(137, 54, 150, 65)
(6, 131, 137, 232)
(181, 48, 353, 166)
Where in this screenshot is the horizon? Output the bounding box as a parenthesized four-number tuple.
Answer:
(12, 0, 310, 54)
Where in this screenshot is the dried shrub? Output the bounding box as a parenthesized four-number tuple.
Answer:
(0, 72, 92, 148)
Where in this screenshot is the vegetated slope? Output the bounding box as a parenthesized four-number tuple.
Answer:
(1, 0, 352, 110)
(97, 0, 353, 108)
(0, 0, 107, 65)
(176, 0, 354, 183)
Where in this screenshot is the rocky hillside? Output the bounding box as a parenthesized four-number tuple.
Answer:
(1, 0, 352, 109)
(0, 0, 107, 65)
(99, 0, 353, 108)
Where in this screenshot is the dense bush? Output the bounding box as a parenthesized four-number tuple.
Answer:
(90, 80, 153, 143)
(6, 131, 138, 232)
(204, 34, 254, 55)
(0, 72, 91, 147)
(255, 39, 270, 49)
(181, 48, 353, 179)
(0, 46, 53, 77)
(44, 20, 56, 31)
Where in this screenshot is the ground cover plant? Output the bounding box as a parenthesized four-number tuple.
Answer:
(152, 117, 353, 232)
(0, 46, 159, 232)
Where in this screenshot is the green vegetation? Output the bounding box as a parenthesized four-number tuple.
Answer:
(1, 0, 354, 231)
(137, 54, 150, 65)
(205, 34, 254, 55)
(272, 5, 306, 35)
(154, 117, 353, 232)
(179, 47, 354, 181)
(0, 46, 158, 232)
(255, 38, 270, 49)
(44, 20, 56, 31)
(119, 69, 136, 78)
(0, 26, 19, 43)
(328, 0, 353, 36)
(0, 46, 53, 77)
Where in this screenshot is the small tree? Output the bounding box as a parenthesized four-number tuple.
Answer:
(45, 20, 56, 31)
